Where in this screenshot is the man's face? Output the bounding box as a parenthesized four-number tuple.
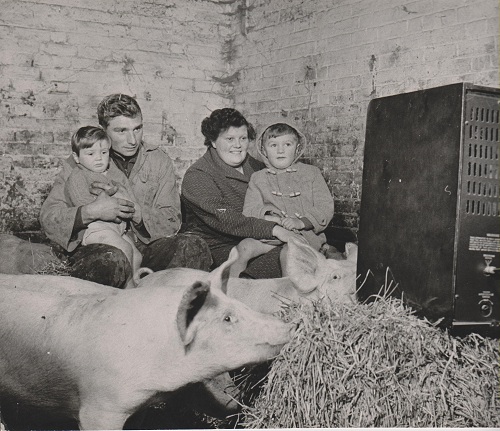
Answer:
(212, 125, 249, 168)
(105, 115, 144, 157)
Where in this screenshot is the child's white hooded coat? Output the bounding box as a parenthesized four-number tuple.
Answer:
(243, 122, 334, 251)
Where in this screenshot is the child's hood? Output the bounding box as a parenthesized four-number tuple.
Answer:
(256, 122, 307, 169)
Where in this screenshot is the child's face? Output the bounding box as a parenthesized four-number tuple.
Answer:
(72, 139, 110, 173)
(263, 133, 298, 170)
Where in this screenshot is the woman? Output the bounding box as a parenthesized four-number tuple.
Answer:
(181, 108, 300, 278)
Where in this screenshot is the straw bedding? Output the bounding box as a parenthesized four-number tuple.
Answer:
(241, 295, 499, 428)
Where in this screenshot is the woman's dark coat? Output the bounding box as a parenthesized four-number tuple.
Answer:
(181, 147, 281, 276)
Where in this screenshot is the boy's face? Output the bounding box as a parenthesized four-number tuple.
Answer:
(72, 139, 110, 173)
(104, 115, 144, 158)
(263, 133, 298, 170)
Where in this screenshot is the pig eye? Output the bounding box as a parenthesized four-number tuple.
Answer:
(223, 314, 232, 323)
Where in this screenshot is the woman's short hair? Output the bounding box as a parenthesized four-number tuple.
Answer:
(71, 126, 109, 154)
(97, 94, 142, 128)
(201, 108, 255, 147)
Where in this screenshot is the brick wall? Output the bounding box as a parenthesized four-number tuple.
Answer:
(0, 0, 498, 236)
(0, 0, 235, 232)
(231, 0, 498, 236)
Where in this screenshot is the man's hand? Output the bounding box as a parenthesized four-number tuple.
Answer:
(114, 183, 143, 224)
(81, 191, 135, 225)
(89, 181, 142, 224)
(130, 202, 142, 224)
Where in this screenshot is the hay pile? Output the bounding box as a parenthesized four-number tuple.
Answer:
(242, 296, 499, 428)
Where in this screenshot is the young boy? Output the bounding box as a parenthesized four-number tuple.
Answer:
(233, 122, 334, 277)
(65, 126, 142, 287)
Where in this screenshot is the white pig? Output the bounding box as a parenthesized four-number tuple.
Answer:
(0, 249, 294, 430)
(137, 237, 359, 314)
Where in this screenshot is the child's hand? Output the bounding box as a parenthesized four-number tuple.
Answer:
(281, 217, 305, 231)
(90, 181, 118, 197)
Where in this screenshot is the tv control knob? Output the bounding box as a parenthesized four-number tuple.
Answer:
(479, 299, 493, 317)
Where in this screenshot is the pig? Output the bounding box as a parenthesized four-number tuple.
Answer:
(0, 233, 61, 274)
(0, 248, 294, 430)
(137, 237, 359, 315)
(129, 238, 357, 421)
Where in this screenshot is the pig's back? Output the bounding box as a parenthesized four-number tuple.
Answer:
(0, 273, 117, 295)
(226, 277, 305, 314)
(0, 286, 83, 412)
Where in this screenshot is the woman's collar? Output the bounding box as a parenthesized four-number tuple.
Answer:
(208, 147, 250, 180)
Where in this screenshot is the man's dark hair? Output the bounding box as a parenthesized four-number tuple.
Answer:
(97, 94, 142, 128)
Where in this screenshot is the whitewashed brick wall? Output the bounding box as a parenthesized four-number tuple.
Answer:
(0, 0, 235, 231)
(0, 0, 498, 234)
(231, 0, 498, 232)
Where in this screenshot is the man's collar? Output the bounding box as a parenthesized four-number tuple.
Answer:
(140, 140, 158, 151)
(110, 148, 135, 162)
(110, 141, 158, 161)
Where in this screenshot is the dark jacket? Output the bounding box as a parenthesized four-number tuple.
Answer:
(181, 147, 276, 251)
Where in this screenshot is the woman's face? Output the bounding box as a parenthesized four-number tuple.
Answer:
(212, 126, 249, 168)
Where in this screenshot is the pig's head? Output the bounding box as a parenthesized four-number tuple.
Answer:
(285, 237, 358, 304)
(175, 248, 295, 377)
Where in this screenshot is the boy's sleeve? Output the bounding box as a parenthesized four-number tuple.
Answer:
(65, 171, 95, 207)
(300, 167, 335, 234)
(40, 159, 82, 252)
(243, 175, 280, 218)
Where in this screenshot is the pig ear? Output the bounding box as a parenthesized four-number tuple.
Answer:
(209, 247, 239, 295)
(286, 237, 324, 294)
(344, 242, 358, 262)
(177, 281, 210, 347)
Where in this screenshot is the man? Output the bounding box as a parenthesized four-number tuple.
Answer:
(40, 93, 212, 287)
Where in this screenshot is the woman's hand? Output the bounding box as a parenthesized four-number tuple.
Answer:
(272, 225, 304, 243)
(281, 217, 305, 231)
(264, 214, 282, 224)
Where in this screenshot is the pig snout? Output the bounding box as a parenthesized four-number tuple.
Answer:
(211, 307, 296, 369)
(250, 312, 296, 353)
(177, 280, 296, 375)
